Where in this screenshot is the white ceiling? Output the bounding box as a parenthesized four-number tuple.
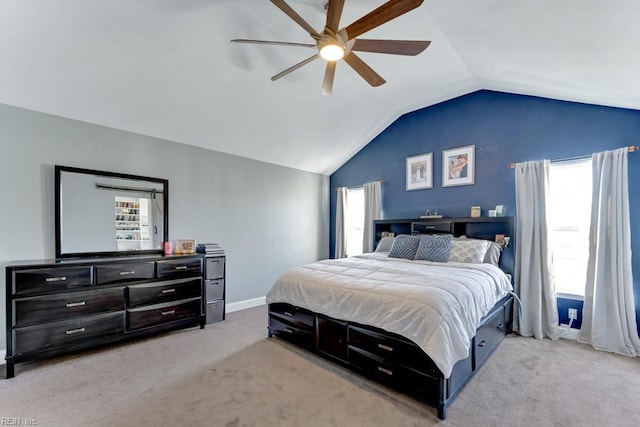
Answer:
(2, 0, 639, 175)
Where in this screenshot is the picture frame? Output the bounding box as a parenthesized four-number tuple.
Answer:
(442, 145, 475, 187)
(175, 239, 196, 255)
(406, 152, 433, 191)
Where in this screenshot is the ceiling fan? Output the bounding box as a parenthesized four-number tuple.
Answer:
(231, 0, 431, 95)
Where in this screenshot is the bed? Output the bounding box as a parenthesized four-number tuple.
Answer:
(266, 217, 515, 419)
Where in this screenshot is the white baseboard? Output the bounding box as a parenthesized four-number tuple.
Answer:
(0, 350, 5, 365)
(559, 324, 581, 340)
(226, 296, 266, 313)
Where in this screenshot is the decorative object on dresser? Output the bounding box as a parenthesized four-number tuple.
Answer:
(175, 239, 196, 255)
(5, 255, 208, 378)
(267, 217, 515, 420)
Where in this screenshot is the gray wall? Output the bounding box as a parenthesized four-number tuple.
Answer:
(0, 103, 329, 353)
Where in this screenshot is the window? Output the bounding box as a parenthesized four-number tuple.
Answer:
(548, 159, 592, 297)
(345, 187, 364, 257)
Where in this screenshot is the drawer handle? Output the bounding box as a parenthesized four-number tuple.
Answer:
(377, 343, 394, 352)
(478, 339, 487, 348)
(283, 311, 294, 317)
(161, 288, 176, 294)
(118, 271, 136, 276)
(65, 301, 86, 308)
(284, 327, 294, 334)
(161, 310, 176, 316)
(45, 276, 67, 282)
(377, 366, 393, 376)
(65, 327, 86, 335)
(175, 266, 188, 270)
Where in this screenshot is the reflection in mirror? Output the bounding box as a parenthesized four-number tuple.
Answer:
(55, 166, 168, 258)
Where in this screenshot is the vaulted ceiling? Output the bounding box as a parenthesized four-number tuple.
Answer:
(2, 1, 639, 174)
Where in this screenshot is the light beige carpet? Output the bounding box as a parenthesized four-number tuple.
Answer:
(1, 305, 640, 426)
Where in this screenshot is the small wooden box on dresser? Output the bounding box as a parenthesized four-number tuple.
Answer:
(4, 254, 225, 378)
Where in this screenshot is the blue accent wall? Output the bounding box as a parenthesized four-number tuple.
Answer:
(330, 90, 640, 332)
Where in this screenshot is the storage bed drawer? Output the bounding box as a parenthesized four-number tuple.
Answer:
(269, 303, 315, 330)
(348, 324, 438, 377)
(349, 346, 439, 403)
(269, 315, 315, 348)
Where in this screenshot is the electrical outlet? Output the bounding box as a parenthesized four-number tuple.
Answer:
(568, 308, 578, 320)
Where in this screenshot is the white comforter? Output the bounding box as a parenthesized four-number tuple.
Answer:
(266, 253, 513, 378)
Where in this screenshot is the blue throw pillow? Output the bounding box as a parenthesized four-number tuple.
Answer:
(388, 235, 421, 259)
(414, 234, 453, 263)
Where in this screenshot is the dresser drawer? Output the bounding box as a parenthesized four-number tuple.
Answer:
(13, 287, 125, 327)
(13, 311, 124, 355)
(127, 297, 201, 331)
(13, 266, 93, 296)
(128, 277, 202, 308)
(156, 258, 202, 279)
(268, 315, 315, 349)
(205, 257, 225, 280)
(348, 325, 438, 377)
(205, 279, 224, 302)
(269, 303, 315, 330)
(95, 261, 155, 285)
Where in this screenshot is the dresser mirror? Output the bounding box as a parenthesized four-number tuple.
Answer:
(55, 165, 169, 258)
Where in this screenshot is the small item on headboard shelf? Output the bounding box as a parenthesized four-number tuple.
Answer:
(470, 206, 481, 217)
(420, 209, 443, 219)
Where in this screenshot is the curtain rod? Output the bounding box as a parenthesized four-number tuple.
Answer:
(335, 180, 384, 191)
(508, 145, 638, 169)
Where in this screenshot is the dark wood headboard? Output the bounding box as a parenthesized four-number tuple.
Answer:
(373, 217, 515, 276)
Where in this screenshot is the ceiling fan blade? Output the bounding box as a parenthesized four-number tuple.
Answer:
(271, 54, 319, 81)
(344, 0, 424, 40)
(231, 39, 316, 49)
(343, 52, 386, 87)
(322, 61, 337, 95)
(325, 0, 345, 33)
(352, 39, 430, 56)
(271, 0, 320, 38)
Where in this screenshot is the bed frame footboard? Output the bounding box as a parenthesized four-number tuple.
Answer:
(267, 295, 513, 420)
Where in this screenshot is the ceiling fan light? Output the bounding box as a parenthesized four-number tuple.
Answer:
(320, 44, 344, 61)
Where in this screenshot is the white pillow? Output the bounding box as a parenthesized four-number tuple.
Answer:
(375, 236, 396, 253)
(449, 239, 490, 264)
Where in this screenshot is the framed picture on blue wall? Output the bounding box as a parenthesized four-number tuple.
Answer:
(442, 145, 475, 187)
(406, 152, 433, 191)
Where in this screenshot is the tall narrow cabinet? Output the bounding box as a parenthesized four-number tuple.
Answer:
(203, 256, 225, 323)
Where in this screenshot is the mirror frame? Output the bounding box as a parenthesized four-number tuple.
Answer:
(55, 165, 169, 259)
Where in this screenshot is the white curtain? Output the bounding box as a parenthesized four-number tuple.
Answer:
(363, 181, 382, 253)
(335, 187, 348, 259)
(514, 160, 560, 339)
(579, 148, 640, 356)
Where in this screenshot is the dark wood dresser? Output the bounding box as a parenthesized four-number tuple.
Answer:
(5, 254, 213, 378)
